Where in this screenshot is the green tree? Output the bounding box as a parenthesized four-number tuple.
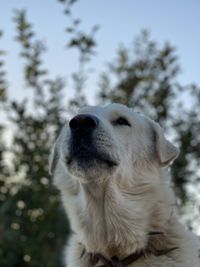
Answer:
(0, 31, 7, 102)
(58, 0, 99, 111)
(0, 10, 69, 267)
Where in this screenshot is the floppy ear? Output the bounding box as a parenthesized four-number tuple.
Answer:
(49, 142, 59, 175)
(152, 122, 179, 167)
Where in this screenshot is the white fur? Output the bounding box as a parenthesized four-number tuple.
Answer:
(50, 103, 200, 267)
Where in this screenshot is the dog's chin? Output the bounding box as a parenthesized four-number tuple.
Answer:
(65, 153, 118, 181)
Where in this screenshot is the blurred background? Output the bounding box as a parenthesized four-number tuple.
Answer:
(0, 0, 200, 266)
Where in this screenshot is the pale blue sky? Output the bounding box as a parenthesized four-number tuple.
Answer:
(1, 0, 200, 104)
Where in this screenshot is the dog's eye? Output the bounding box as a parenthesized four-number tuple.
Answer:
(114, 117, 131, 127)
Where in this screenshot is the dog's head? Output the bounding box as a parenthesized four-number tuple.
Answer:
(49, 103, 179, 184)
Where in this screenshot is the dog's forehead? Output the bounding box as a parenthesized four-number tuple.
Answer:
(78, 103, 138, 120)
(77, 104, 149, 129)
(79, 105, 105, 116)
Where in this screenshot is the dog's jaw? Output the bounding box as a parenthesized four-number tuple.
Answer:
(64, 125, 120, 182)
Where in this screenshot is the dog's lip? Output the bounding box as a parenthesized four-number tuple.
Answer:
(66, 142, 119, 167)
(65, 154, 118, 167)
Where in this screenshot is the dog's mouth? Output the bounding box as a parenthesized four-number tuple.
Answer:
(66, 144, 118, 168)
(66, 135, 118, 169)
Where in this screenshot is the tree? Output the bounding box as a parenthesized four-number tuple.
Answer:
(0, 10, 69, 267)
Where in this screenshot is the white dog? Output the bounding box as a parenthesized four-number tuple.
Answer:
(49, 103, 200, 267)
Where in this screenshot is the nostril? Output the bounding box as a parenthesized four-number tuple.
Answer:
(69, 114, 99, 130)
(84, 116, 98, 128)
(69, 117, 78, 129)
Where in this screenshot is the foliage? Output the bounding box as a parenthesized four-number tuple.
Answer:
(0, 31, 7, 102)
(58, 0, 99, 112)
(0, 10, 69, 267)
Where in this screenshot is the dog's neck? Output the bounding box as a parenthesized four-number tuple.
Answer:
(77, 170, 175, 259)
(86, 234, 179, 267)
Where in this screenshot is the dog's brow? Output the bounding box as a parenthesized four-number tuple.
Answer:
(109, 112, 133, 125)
(110, 111, 131, 120)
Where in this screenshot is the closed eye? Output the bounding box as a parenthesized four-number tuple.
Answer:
(113, 117, 131, 127)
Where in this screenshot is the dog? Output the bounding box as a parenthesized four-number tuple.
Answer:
(49, 103, 200, 267)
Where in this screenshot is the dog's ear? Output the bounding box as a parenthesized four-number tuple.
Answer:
(49, 141, 59, 175)
(152, 121, 179, 167)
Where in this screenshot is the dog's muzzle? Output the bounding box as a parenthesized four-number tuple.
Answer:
(67, 114, 117, 168)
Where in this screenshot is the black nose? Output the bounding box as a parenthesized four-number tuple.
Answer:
(69, 114, 99, 131)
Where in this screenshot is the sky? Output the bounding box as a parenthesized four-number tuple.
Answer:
(1, 0, 200, 104)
